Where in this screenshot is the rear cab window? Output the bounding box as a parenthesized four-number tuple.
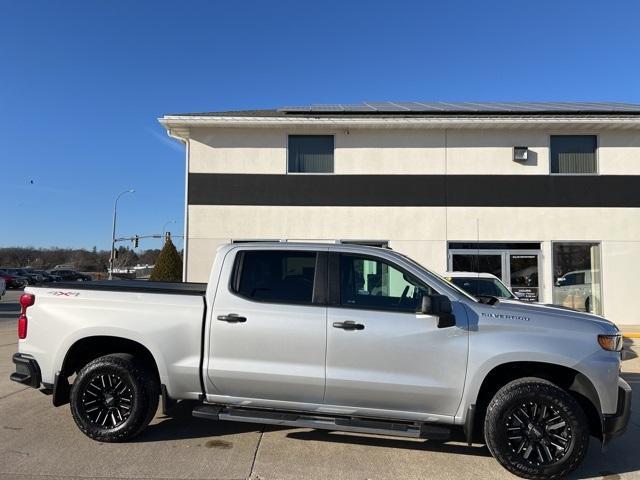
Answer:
(231, 250, 319, 305)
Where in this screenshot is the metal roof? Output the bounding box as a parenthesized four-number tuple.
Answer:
(168, 102, 640, 118)
(278, 101, 640, 114)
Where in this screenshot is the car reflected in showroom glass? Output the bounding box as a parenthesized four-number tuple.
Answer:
(553, 242, 602, 314)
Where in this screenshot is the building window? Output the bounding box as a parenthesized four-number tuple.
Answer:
(550, 135, 597, 174)
(288, 135, 334, 173)
(552, 242, 602, 314)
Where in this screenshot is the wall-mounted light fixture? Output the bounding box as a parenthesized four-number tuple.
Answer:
(513, 146, 529, 162)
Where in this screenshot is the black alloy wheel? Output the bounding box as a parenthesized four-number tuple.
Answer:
(504, 400, 573, 466)
(70, 353, 159, 442)
(484, 377, 589, 480)
(80, 373, 134, 429)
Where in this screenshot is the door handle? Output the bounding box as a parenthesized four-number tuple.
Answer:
(217, 314, 247, 323)
(332, 320, 365, 331)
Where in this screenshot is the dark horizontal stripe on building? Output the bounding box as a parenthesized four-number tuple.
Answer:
(188, 174, 640, 208)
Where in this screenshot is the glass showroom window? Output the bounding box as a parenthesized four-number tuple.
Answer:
(552, 242, 602, 314)
(550, 135, 597, 174)
(288, 135, 334, 173)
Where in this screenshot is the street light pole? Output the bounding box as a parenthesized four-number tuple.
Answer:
(109, 189, 135, 280)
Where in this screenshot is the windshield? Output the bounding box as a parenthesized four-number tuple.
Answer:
(449, 277, 515, 299)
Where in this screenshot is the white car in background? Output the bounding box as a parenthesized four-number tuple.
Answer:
(554, 269, 597, 313)
(444, 271, 518, 300)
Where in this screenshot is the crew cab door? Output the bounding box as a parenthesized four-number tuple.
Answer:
(325, 253, 468, 416)
(207, 248, 327, 404)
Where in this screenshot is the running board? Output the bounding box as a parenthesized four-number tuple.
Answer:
(192, 404, 450, 440)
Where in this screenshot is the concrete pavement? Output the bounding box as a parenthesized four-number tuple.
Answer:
(1, 290, 639, 479)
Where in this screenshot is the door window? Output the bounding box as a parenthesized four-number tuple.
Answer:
(339, 255, 431, 312)
(509, 254, 539, 302)
(233, 250, 317, 304)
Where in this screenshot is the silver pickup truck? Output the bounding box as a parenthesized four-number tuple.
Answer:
(11, 243, 631, 479)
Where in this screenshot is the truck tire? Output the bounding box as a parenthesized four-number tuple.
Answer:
(70, 353, 159, 442)
(484, 377, 589, 480)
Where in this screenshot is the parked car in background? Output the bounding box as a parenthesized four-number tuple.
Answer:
(0, 277, 5, 299)
(48, 269, 92, 282)
(444, 271, 518, 300)
(28, 270, 61, 283)
(0, 269, 28, 289)
(3, 268, 43, 285)
(554, 269, 598, 313)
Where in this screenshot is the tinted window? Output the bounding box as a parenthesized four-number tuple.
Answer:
(340, 255, 431, 312)
(550, 135, 597, 174)
(288, 135, 334, 173)
(234, 251, 317, 304)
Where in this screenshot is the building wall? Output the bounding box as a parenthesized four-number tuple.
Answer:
(183, 126, 640, 325)
(188, 127, 640, 175)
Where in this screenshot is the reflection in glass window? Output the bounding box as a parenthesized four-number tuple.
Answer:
(552, 243, 602, 314)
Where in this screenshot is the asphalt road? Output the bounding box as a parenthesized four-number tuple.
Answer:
(0, 289, 639, 480)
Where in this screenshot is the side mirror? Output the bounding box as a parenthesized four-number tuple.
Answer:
(421, 294, 456, 328)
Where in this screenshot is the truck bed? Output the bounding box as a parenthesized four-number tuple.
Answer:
(52, 280, 207, 296)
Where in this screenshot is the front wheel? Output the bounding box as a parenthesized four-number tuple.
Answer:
(70, 353, 159, 442)
(484, 377, 589, 479)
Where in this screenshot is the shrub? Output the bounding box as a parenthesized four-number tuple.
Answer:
(149, 239, 182, 282)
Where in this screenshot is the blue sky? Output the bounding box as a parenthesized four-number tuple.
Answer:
(1, 0, 639, 250)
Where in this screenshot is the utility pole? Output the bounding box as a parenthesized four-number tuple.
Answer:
(109, 189, 135, 280)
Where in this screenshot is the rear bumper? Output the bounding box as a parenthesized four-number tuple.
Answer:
(10, 353, 41, 389)
(602, 377, 632, 445)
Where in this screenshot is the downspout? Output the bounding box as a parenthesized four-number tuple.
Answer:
(166, 128, 190, 282)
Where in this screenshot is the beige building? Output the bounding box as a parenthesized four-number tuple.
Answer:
(160, 102, 640, 326)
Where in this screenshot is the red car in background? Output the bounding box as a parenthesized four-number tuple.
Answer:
(0, 270, 28, 289)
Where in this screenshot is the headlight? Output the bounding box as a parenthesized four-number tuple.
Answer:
(598, 334, 623, 352)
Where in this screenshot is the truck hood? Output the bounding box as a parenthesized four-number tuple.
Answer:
(490, 299, 619, 333)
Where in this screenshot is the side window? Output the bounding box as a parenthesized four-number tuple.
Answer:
(339, 255, 431, 312)
(233, 250, 317, 304)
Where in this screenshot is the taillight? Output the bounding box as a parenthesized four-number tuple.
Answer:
(18, 294, 35, 340)
(18, 314, 27, 339)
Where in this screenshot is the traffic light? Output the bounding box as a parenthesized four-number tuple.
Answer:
(133, 235, 139, 248)
(164, 231, 171, 243)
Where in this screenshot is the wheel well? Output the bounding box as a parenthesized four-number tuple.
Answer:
(61, 336, 160, 385)
(473, 361, 602, 440)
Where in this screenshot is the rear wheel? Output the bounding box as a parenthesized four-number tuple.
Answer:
(70, 353, 159, 442)
(484, 377, 589, 479)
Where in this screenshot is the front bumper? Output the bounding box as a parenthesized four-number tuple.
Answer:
(10, 353, 41, 388)
(602, 377, 632, 445)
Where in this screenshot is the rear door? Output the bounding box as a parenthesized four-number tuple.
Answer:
(325, 252, 468, 416)
(207, 248, 328, 404)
